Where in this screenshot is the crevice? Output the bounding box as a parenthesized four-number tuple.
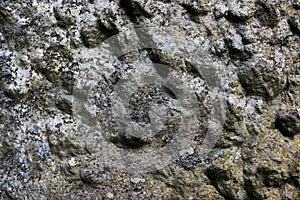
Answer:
(275, 118, 295, 139)
(225, 11, 249, 24)
(288, 18, 300, 36)
(224, 39, 252, 61)
(109, 134, 150, 149)
(180, 3, 208, 17)
(254, 1, 279, 28)
(119, 0, 152, 22)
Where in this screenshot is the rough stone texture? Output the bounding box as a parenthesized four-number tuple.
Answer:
(0, 0, 299, 200)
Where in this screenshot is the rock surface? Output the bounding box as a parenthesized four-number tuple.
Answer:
(0, 0, 299, 199)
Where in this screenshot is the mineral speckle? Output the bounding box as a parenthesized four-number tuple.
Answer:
(0, 0, 299, 199)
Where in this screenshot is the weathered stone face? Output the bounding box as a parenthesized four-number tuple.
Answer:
(0, 0, 299, 199)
